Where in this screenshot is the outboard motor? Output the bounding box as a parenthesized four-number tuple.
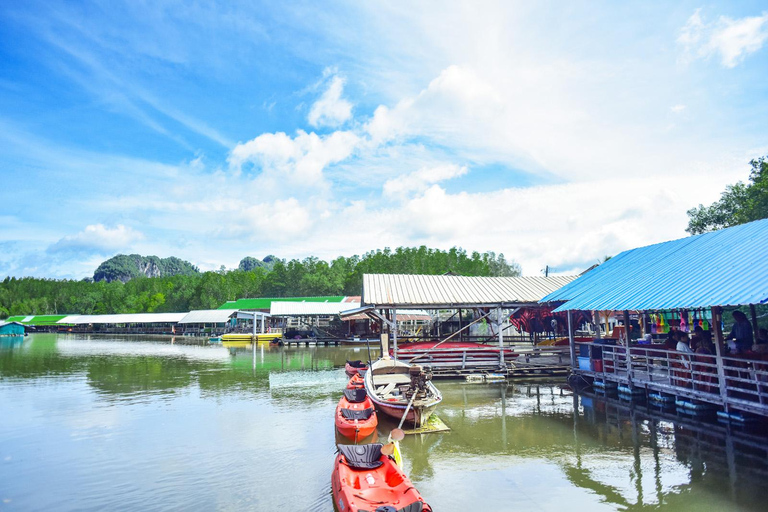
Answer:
(408, 365, 432, 400)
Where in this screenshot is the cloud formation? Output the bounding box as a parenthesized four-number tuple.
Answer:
(308, 74, 353, 128)
(47, 224, 144, 255)
(678, 9, 768, 67)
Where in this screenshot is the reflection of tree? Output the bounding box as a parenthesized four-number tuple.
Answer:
(86, 356, 194, 395)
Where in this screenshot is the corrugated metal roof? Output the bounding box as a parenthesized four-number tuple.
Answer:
(545, 218, 768, 312)
(178, 310, 238, 324)
(6, 315, 70, 325)
(270, 301, 361, 316)
(57, 313, 187, 324)
(217, 296, 347, 310)
(362, 274, 577, 307)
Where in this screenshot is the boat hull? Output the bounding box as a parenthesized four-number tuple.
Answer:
(335, 395, 378, 440)
(364, 358, 442, 428)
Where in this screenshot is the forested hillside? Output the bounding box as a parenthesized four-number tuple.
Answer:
(93, 254, 200, 282)
(0, 247, 519, 317)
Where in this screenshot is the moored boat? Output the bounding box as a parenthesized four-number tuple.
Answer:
(335, 388, 378, 440)
(332, 443, 432, 512)
(364, 357, 442, 428)
(345, 359, 368, 377)
(346, 373, 364, 389)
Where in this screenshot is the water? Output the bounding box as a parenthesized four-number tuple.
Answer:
(1, 334, 766, 511)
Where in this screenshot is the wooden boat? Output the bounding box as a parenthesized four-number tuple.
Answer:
(332, 443, 432, 512)
(345, 360, 368, 377)
(335, 388, 378, 440)
(364, 357, 442, 428)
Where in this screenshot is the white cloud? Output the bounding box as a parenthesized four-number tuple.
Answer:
(229, 129, 360, 188)
(307, 74, 353, 128)
(48, 224, 144, 254)
(678, 9, 768, 67)
(671, 104, 686, 113)
(383, 164, 467, 198)
(242, 198, 313, 236)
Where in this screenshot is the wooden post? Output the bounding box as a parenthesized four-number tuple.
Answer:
(712, 306, 729, 409)
(593, 311, 602, 339)
(750, 304, 759, 345)
(568, 310, 577, 369)
(392, 309, 398, 360)
(497, 307, 505, 367)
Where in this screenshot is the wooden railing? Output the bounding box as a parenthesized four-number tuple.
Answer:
(580, 342, 768, 414)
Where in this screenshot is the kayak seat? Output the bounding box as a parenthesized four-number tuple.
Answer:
(361, 501, 424, 512)
(340, 407, 374, 420)
(338, 443, 383, 470)
(343, 388, 368, 403)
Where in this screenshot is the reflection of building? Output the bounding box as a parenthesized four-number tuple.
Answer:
(576, 390, 768, 508)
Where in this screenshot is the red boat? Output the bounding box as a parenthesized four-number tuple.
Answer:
(335, 388, 378, 441)
(332, 443, 432, 512)
(391, 340, 518, 366)
(346, 373, 364, 389)
(345, 360, 368, 377)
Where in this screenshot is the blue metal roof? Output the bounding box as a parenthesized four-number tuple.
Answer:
(543, 218, 768, 312)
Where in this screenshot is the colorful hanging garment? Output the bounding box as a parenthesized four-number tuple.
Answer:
(680, 311, 688, 333)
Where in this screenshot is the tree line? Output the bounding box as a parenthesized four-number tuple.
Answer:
(0, 247, 519, 317)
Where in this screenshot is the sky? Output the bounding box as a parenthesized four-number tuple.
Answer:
(1, 1, 767, 280)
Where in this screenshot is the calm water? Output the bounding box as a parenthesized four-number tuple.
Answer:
(1, 334, 766, 511)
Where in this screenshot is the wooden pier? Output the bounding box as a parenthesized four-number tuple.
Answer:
(576, 342, 768, 418)
(409, 344, 572, 379)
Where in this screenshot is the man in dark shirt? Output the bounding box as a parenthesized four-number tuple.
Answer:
(727, 311, 753, 353)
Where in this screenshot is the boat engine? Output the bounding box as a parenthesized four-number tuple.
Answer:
(406, 365, 433, 400)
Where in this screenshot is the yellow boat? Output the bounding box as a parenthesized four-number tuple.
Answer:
(221, 332, 283, 347)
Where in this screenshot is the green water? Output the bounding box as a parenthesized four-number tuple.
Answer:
(1, 334, 765, 511)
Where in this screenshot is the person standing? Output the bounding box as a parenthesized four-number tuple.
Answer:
(726, 311, 753, 354)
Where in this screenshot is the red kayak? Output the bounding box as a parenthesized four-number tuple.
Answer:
(335, 388, 377, 440)
(332, 443, 432, 512)
(346, 373, 364, 389)
(345, 360, 368, 377)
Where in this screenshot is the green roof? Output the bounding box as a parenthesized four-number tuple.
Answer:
(218, 296, 346, 310)
(5, 314, 71, 325)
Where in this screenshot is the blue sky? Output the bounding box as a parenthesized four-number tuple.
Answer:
(1, 1, 767, 279)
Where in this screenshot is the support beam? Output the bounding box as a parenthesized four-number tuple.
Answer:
(392, 309, 398, 360)
(568, 310, 577, 369)
(496, 307, 505, 367)
(712, 306, 729, 410)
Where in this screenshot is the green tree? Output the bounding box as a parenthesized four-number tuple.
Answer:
(687, 157, 768, 234)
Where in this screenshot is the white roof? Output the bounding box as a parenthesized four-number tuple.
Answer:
(362, 274, 577, 307)
(270, 301, 361, 316)
(58, 313, 187, 324)
(178, 309, 238, 324)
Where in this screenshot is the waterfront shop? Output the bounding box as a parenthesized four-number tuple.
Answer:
(57, 313, 187, 335)
(343, 273, 577, 377)
(542, 218, 768, 419)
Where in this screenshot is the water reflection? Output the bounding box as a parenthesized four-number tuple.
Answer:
(1, 335, 766, 511)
